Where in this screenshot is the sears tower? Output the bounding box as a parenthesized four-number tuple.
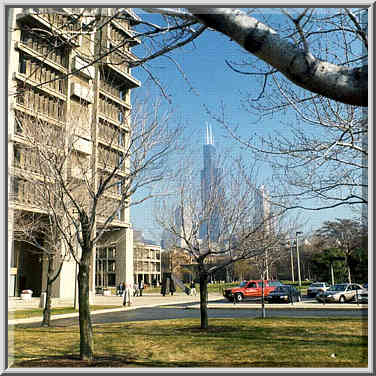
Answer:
(200, 124, 221, 241)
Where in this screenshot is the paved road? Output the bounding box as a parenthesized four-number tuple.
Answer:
(19, 301, 367, 328)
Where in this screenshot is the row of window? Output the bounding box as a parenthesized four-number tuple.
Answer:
(14, 112, 63, 149)
(96, 259, 116, 273)
(96, 246, 117, 260)
(109, 25, 129, 54)
(99, 173, 124, 196)
(134, 250, 161, 260)
(106, 50, 130, 74)
(37, 9, 82, 32)
(20, 30, 69, 68)
(97, 145, 125, 169)
(97, 197, 124, 221)
(95, 271, 116, 288)
(100, 75, 129, 102)
(19, 53, 67, 94)
(98, 120, 126, 147)
(12, 177, 45, 206)
(134, 262, 161, 273)
(16, 84, 66, 121)
(14, 146, 39, 173)
(98, 94, 127, 124)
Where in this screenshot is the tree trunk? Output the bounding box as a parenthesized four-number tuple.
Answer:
(41, 255, 53, 327)
(78, 249, 94, 361)
(199, 264, 209, 329)
(346, 258, 352, 284)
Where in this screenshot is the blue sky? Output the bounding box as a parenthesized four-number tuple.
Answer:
(128, 9, 359, 242)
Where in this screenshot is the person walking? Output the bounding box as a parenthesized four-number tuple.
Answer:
(190, 280, 197, 296)
(122, 282, 133, 307)
(133, 282, 139, 297)
(139, 280, 144, 296)
(117, 282, 125, 296)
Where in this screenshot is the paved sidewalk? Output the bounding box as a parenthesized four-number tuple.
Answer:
(8, 292, 367, 325)
(8, 292, 206, 325)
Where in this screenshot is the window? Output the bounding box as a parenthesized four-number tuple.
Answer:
(118, 130, 124, 146)
(12, 177, 20, 198)
(118, 111, 123, 124)
(14, 147, 21, 167)
(116, 180, 122, 195)
(19, 55, 27, 74)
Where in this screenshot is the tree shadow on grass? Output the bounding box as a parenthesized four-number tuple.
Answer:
(12, 355, 368, 368)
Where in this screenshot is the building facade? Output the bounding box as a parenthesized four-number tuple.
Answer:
(200, 124, 221, 241)
(133, 241, 161, 287)
(255, 185, 274, 235)
(8, 8, 140, 298)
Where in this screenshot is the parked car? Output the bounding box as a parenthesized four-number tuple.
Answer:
(265, 285, 301, 303)
(352, 289, 368, 304)
(316, 283, 363, 303)
(307, 282, 330, 297)
(223, 280, 282, 302)
(351, 283, 368, 304)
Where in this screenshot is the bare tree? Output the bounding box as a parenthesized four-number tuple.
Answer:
(13, 211, 68, 327)
(10, 8, 368, 214)
(155, 157, 289, 329)
(198, 8, 368, 212)
(13, 96, 179, 359)
(11, 7, 367, 106)
(141, 7, 367, 106)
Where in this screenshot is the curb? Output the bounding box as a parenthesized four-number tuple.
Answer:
(8, 298, 205, 325)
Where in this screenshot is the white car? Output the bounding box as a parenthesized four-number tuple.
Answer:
(316, 283, 363, 303)
(307, 282, 330, 297)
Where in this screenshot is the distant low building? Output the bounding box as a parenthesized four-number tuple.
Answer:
(133, 230, 161, 286)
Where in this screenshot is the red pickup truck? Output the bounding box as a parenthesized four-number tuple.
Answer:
(223, 280, 282, 302)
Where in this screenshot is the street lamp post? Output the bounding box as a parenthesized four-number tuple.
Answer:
(296, 232, 303, 287)
(290, 242, 295, 283)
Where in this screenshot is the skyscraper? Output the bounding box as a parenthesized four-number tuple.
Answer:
(255, 185, 274, 234)
(200, 123, 221, 241)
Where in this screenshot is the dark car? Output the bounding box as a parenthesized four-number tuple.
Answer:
(265, 285, 301, 303)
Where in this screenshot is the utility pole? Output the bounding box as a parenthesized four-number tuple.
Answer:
(296, 231, 303, 287)
(289, 241, 295, 283)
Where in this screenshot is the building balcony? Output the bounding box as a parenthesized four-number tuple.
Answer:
(18, 9, 81, 47)
(70, 82, 94, 103)
(101, 54, 140, 88)
(16, 42, 68, 74)
(72, 55, 95, 80)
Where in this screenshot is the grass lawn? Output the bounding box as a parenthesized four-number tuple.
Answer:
(9, 317, 368, 368)
(9, 306, 120, 320)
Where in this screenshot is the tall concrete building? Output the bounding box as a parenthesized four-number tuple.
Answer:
(255, 185, 274, 235)
(8, 8, 140, 298)
(200, 123, 221, 241)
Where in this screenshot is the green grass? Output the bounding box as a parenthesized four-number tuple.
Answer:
(9, 317, 368, 368)
(9, 306, 120, 320)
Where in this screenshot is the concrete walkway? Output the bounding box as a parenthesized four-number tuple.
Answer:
(8, 292, 367, 326)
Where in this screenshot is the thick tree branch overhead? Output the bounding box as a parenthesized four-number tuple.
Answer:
(185, 8, 368, 107)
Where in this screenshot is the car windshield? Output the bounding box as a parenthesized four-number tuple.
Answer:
(239, 281, 248, 287)
(269, 281, 282, 287)
(311, 283, 324, 287)
(274, 286, 290, 292)
(329, 284, 347, 292)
